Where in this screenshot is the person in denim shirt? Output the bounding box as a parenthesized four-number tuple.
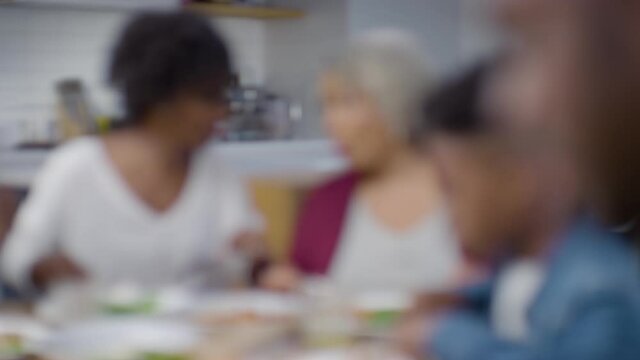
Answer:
(432, 218, 640, 360)
(402, 61, 640, 360)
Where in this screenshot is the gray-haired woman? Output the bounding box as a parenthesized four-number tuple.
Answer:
(260, 30, 461, 293)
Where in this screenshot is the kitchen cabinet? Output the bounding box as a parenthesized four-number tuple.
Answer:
(0, 140, 346, 188)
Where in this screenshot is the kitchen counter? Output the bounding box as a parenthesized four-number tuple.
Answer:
(0, 140, 348, 188)
(0, 147, 48, 188)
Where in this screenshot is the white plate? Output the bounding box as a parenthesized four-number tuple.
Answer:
(36, 318, 202, 360)
(192, 291, 304, 318)
(285, 348, 412, 360)
(350, 291, 413, 313)
(36, 282, 199, 322)
(0, 315, 50, 351)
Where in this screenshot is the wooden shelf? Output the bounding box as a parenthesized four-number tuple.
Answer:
(187, 3, 305, 20)
(0, 1, 305, 19)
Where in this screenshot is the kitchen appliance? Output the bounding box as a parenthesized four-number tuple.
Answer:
(55, 79, 96, 141)
(219, 86, 301, 142)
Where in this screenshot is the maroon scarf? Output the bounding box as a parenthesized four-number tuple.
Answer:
(290, 172, 359, 274)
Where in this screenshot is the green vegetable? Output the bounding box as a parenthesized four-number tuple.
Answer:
(368, 310, 402, 329)
(101, 298, 157, 315)
(0, 335, 25, 357)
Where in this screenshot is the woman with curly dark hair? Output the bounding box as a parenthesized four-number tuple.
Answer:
(1, 12, 264, 293)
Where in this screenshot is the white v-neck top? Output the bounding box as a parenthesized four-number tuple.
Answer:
(330, 197, 460, 292)
(1, 137, 262, 290)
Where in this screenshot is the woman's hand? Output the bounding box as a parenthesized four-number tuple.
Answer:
(394, 292, 459, 359)
(395, 312, 430, 359)
(31, 253, 86, 290)
(414, 291, 463, 313)
(394, 309, 446, 360)
(258, 263, 301, 293)
(233, 231, 267, 259)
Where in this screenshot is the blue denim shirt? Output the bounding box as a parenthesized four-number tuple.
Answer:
(431, 217, 640, 360)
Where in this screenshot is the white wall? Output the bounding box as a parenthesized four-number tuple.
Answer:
(264, 0, 348, 138)
(458, 0, 501, 65)
(0, 0, 499, 140)
(217, 18, 266, 86)
(348, 0, 462, 75)
(265, 0, 495, 138)
(0, 7, 125, 115)
(0, 6, 266, 121)
(263, 0, 499, 138)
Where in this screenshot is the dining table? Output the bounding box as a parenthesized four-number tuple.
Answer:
(0, 284, 418, 360)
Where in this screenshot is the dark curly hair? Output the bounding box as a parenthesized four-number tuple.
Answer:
(108, 11, 232, 122)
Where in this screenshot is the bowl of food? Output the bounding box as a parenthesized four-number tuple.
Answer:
(350, 291, 413, 332)
(37, 282, 197, 322)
